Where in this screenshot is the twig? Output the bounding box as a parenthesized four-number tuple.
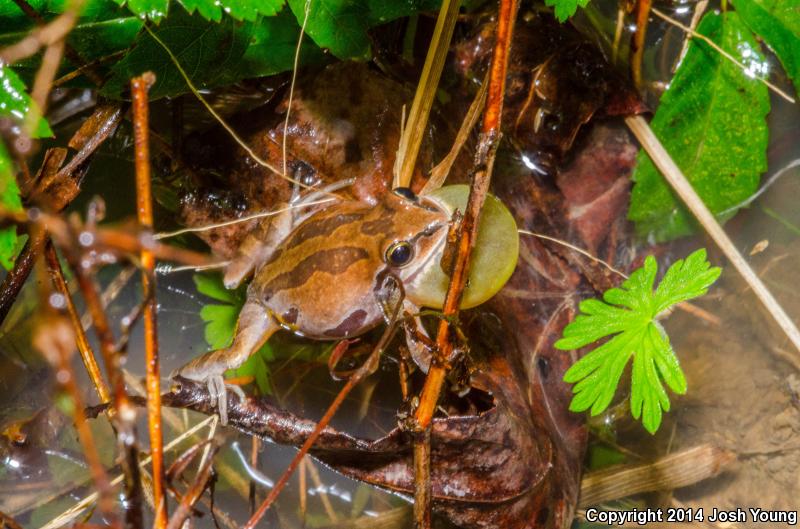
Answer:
(0, 511, 25, 529)
(38, 251, 118, 521)
(283, 0, 311, 179)
(626, 114, 800, 354)
(165, 444, 218, 529)
(630, 0, 651, 88)
(153, 199, 335, 240)
(651, 7, 795, 104)
(37, 417, 217, 529)
(420, 73, 488, 195)
(44, 243, 111, 403)
(0, 103, 123, 327)
(393, 0, 463, 189)
(410, 0, 518, 526)
(131, 72, 167, 529)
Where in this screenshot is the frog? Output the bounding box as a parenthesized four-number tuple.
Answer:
(173, 187, 451, 423)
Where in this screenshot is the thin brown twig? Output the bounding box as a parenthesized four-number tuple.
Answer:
(44, 243, 111, 403)
(0, 104, 123, 327)
(0, 511, 25, 529)
(37, 241, 118, 522)
(0, 206, 213, 267)
(131, 72, 167, 529)
(630, 0, 651, 88)
(410, 0, 518, 525)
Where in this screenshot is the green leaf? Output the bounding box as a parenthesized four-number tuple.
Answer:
(103, 8, 253, 99)
(628, 11, 769, 242)
(0, 66, 51, 269)
(177, 0, 285, 22)
(194, 272, 244, 303)
(544, 0, 590, 23)
(556, 249, 721, 434)
(111, 0, 169, 22)
(0, 141, 21, 270)
(0, 0, 143, 85)
(731, 0, 800, 95)
(286, 0, 440, 59)
(227, 6, 326, 79)
(200, 304, 239, 349)
(0, 66, 52, 138)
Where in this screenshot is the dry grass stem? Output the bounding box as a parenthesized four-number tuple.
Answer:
(393, 0, 463, 189)
(579, 444, 736, 506)
(626, 115, 800, 354)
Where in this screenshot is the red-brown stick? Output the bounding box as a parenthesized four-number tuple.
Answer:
(410, 0, 519, 525)
(43, 244, 117, 518)
(631, 0, 652, 87)
(131, 72, 167, 529)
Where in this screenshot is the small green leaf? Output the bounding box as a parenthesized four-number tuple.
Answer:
(628, 11, 769, 241)
(287, 0, 440, 59)
(194, 272, 244, 304)
(178, 0, 284, 22)
(544, 0, 590, 23)
(200, 304, 240, 349)
(227, 7, 326, 80)
(731, 0, 800, 95)
(556, 249, 721, 434)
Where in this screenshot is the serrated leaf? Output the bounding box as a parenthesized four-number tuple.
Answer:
(103, 8, 253, 99)
(178, 0, 284, 22)
(227, 6, 326, 79)
(556, 249, 721, 434)
(731, 0, 800, 95)
(628, 11, 769, 242)
(544, 0, 590, 23)
(200, 304, 239, 349)
(112, 0, 169, 22)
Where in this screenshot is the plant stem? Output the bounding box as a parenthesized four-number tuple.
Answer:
(131, 72, 167, 529)
(393, 0, 463, 189)
(410, 0, 519, 525)
(626, 114, 800, 355)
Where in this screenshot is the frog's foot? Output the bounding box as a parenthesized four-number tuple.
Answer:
(205, 375, 246, 425)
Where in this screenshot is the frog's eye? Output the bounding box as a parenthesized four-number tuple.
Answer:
(385, 241, 414, 267)
(393, 187, 417, 201)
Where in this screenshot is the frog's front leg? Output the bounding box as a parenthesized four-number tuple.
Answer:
(173, 299, 279, 424)
(402, 300, 435, 373)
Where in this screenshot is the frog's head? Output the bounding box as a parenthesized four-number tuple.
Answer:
(374, 188, 450, 295)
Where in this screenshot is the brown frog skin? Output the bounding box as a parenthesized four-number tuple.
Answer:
(174, 188, 450, 422)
